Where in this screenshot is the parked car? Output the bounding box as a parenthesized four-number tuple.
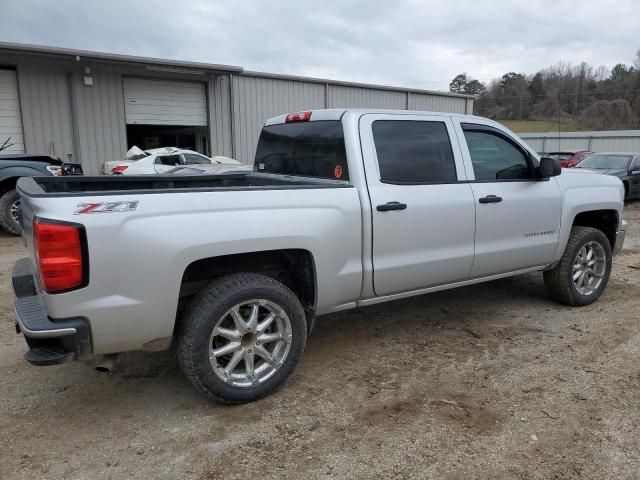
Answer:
(0, 153, 82, 235)
(12, 109, 626, 403)
(102, 146, 242, 175)
(575, 152, 640, 200)
(545, 150, 593, 168)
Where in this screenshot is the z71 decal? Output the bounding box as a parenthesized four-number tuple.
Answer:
(74, 201, 139, 215)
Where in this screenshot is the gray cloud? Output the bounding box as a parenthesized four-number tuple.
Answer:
(1, 0, 638, 89)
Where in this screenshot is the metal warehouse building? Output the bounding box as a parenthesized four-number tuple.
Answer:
(0, 42, 473, 175)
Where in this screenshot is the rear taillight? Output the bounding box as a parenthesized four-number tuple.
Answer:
(285, 111, 312, 123)
(33, 219, 87, 293)
(111, 165, 128, 174)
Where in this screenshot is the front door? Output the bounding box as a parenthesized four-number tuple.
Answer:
(455, 121, 562, 278)
(360, 113, 476, 296)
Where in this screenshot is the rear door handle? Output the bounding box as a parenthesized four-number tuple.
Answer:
(478, 195, 502, 204)
(376, 201, 407, 212)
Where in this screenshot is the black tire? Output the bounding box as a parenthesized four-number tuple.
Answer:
(0, 189, 22, 236)
(543, 226, 612, 306)
(177, 273, 307, 403)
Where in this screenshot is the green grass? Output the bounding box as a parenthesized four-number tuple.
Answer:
(496, 120, 583, 133)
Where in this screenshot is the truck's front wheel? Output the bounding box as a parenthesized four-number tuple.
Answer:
(177, 273, 307, 403)
(543, 226, 612, 306)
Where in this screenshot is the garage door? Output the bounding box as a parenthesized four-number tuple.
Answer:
(123, 78, 207, 126)
(0, 69, 24, 153)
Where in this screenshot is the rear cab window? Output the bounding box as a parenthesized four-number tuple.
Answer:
(254, 121, 349, 181)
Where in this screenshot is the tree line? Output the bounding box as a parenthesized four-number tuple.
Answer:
(450, 50, 640, 130)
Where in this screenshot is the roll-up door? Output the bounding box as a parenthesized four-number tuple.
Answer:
(123, 77, 207, 126)
(0, 69, 24, 153)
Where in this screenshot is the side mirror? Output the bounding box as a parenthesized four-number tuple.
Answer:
(631, 169, 640, 176)
(538, 156, 561, 178)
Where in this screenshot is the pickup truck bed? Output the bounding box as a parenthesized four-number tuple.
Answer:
(22, 171, 349, 195)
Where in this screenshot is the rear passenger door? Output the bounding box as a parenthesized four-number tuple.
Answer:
(360, 113, 476, 296)
(454, 121, 562, 277)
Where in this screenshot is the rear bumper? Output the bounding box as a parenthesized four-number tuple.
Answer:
(12, 258, 91, 365)
(613, 220, 627, 256)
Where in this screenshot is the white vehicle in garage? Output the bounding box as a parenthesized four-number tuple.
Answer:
(102, 146, 243, 175)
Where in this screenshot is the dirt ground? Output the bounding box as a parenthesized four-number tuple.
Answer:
(1, 204, 639, 480)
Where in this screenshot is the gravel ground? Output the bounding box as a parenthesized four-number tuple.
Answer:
(1, 203, 639, 480)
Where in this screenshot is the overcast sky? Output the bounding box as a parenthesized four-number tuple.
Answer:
(2, 0, 639, 90)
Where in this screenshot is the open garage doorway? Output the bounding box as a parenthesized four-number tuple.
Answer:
(123, 77, 209, 155)
(126, 125, 208, 153)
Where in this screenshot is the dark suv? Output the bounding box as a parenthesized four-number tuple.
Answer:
(0, 154, 82, 235)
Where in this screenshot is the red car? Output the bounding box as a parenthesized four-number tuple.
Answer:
(545, 150, 593, 168)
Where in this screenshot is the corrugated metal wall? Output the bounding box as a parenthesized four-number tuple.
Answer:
(231, 75, 325, 162)
(208, 75, 233, 158)
(327, 85, 406, 109)
(231, 76, 471, 163)
(519, 131, 640, 154)
(409, 92, 468, 114)
(1, 49, 472, 171)
(6, 55, 76, 159)
(70, 64, 128, 175)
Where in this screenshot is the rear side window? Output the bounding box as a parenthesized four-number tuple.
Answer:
(255, 121, 349, 181)
(155, 155, 181, 166)
(371, 120, 457, 183)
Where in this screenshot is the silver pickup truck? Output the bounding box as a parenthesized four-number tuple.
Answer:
(12, 109, 626, 403)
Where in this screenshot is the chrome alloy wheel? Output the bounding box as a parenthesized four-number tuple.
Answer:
(209, 299, 292, 388)
(572, 240, 606, 295)
(10, 198, 20, 224)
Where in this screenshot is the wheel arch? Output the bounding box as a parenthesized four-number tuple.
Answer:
(572, 209, 618, 249)
(0, 176, 20, 195)
(177, 249, 318, 334)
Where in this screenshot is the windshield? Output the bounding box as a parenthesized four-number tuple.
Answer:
(254, 120, 349, 181)
(546, 152, 574, 161)
(577, 154, 631, 170)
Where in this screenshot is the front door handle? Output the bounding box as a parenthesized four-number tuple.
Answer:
(376, 201, 407, 212)
(478, 195, 502, 204)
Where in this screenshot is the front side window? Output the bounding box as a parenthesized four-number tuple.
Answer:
(372, 120, 457, 183)
(462, 126, 532, 181)
(183, 153, 210, 165)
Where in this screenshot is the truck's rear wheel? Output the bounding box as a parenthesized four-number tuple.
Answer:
(177, 273, 307, 403)
(543, 226, 612, 306)
(0, 189, 22, 235)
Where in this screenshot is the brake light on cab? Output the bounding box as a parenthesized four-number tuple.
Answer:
(285, 111, 312, 123)
(33, 219, 88, 293)
(111, 165, 128, 174)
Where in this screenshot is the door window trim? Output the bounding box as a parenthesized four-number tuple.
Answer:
(461, 122, 538, 182)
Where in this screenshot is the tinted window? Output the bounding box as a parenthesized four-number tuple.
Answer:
(462, 128, 532, 180)
(372, 120, 456, 183)
(183, 153, 210, 165)
(255, 121, 348, 181)
(155, 155, 181, 166)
